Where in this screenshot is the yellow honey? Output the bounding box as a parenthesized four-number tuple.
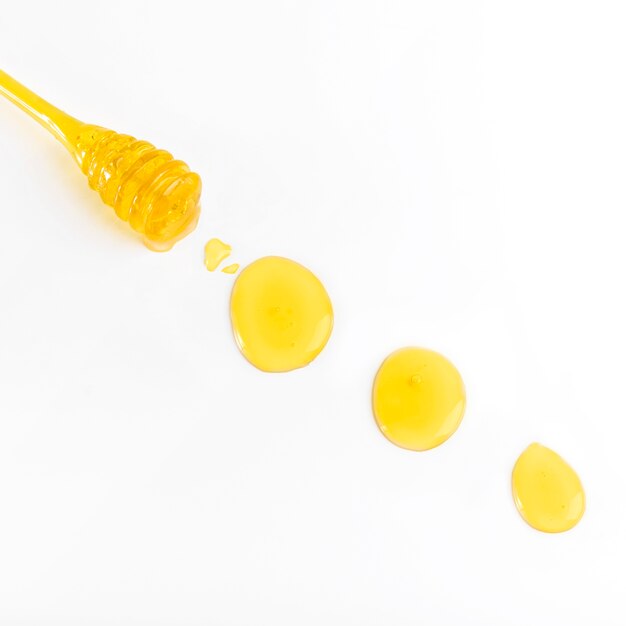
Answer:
(512, 443, 585, 533)
(372, 347, 465, 451)
(204, 238, 232, 271)
(230, 256, 333, 372)
(0, 70, 201, 251)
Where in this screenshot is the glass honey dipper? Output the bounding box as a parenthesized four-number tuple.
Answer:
(0, 70, 201, 251)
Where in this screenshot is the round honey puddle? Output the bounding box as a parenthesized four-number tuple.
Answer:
(372, 347, 466, 451)
(230, 256, 333, 372)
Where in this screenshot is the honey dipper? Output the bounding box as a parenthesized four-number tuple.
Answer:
(0, 70, 201, 251)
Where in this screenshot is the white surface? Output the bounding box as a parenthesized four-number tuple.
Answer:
(1, 1, 625, 624)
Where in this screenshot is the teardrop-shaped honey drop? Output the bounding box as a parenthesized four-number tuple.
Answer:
(512, 443, 585, 533)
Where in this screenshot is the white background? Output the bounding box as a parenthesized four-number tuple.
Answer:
(1, 1, 625, 624)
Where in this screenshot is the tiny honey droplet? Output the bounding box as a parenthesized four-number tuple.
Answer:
(372, 347, 465, 451)
(204, 238, 232, 272)
(512, 443, 585, 533)
(230, 256, 333, 372)
(221, 263, 240, 274)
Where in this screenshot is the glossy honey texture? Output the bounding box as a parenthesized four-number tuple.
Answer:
(230, 256, 333, 372)
(0, 70, 201, 251)
(204, 238, 232, 271)
(512, 443, 585, 533)
(372, 347, 466, 451)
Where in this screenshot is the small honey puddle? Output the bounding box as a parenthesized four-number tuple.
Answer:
(230, 256, 333, 372)
(204, 238, 233, 272)
(512, 443, 585, 533)
(372, 347, 466, 451)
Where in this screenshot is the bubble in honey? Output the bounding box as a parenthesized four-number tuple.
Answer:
(512, 443, 585, 533)
(221, 263, 240, 274)
(204, 238, 232, 271)
(372, 347, 465, 451)
(230, 256, 333, 372)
